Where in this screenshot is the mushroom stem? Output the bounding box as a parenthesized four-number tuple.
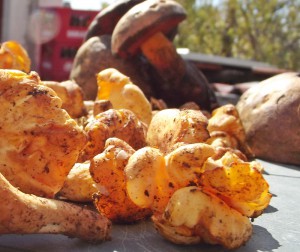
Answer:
(140, 32, 186, 83)
(0, 173, 111, 242)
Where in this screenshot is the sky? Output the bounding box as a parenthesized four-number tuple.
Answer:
(63, 0, 108, 10)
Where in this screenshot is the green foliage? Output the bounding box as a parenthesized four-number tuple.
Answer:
(175, 0, 300, 71)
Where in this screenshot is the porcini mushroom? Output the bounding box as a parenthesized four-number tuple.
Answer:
(111, 0, 187, 83)
(84, 0, 145, 41)
(70, 35, 154, 100)
(111, 0, 217, 110)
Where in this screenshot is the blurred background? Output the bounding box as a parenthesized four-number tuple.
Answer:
(0, 0, 298, 94)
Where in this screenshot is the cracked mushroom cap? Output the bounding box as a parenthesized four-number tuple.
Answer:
(84, 0, 145, 41)
(111, 0, 186, 58)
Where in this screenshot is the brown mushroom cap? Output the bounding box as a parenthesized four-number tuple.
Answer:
(111, 0, 186, 58)
(84, 0, 145, 41)
(70, 35, 154, 101)
(236, 72, 300, 165)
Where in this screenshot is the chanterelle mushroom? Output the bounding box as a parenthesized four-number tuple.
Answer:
(0, 172, 111, 242)
(0, 41, 31, 73)
(42, 80, 86, 119)
(96, 68, 153, 125)
(152, 186, 253, 249)
(0, 69, 87, 198)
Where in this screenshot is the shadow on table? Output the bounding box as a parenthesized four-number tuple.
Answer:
(245, 224, 281, 252)
(264, 204, 278, 214)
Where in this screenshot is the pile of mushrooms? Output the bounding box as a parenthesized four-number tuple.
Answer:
(70, 0, 217, 111)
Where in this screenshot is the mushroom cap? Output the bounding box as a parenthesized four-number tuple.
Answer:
(111, 0, 186, 58)
(84, 0, 145, 41)
(70, 35, 154, 101)
(236, 72, 300, 165)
